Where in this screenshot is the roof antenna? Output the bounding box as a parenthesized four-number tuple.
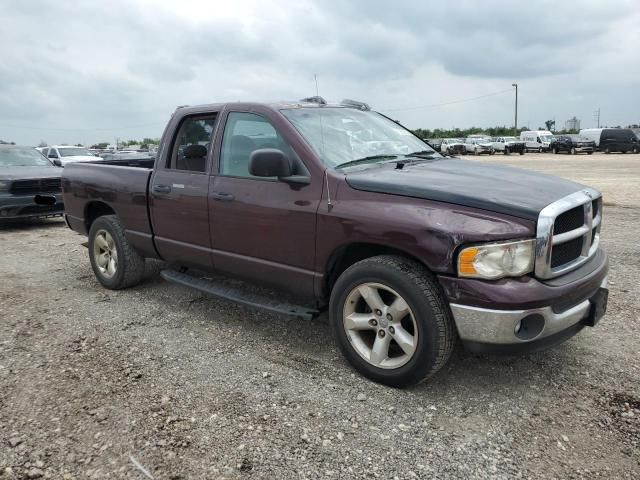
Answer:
(324, 170, 333, 212)
(314, 74, 319, 97)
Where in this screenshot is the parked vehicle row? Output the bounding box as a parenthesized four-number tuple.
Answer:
(579, 128, 639, 154)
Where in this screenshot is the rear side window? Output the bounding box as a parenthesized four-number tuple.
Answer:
(219, 112, 295, 178)
(168, 114, 218, 172)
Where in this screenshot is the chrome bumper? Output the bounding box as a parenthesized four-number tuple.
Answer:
(450, 277, 607, 345)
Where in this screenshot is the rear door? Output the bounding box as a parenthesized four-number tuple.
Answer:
(149, 113, 218, 267)
(208, 110, 322, 299)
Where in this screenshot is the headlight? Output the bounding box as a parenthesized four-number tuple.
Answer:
(458, 239, 535, 280)
(0, 181, 10, 192)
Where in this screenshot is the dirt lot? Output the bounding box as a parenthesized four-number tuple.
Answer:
(1, 152, 638, 479)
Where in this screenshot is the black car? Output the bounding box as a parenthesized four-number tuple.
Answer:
(600, 128, 639, 154)
(550, 136, 595, 155)
(0, 146, 64, 221)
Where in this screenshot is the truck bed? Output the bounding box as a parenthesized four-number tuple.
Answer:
(62, 161, 156, 256)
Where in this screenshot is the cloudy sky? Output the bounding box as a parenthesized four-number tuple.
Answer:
(1, 0, 638, 145)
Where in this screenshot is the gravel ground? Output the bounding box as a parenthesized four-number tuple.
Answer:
(1, 152, 638, 479)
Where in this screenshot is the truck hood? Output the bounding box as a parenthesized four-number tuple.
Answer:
(0, 166, 62, 180)
(344, 158, 586, 221)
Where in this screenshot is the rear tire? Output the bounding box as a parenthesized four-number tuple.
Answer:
(605, 147, 610, 154)
(504, 147, 510, 155)
(538, 147, 543, 153)
(329, 255, 456, 387)
(570, 147, 576, 155)
(88, 215, 145, 290)
(553, 147, 558, 154)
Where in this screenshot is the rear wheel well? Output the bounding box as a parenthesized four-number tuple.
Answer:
(324, 243, 429, 299)
(85, 202, 116, 231)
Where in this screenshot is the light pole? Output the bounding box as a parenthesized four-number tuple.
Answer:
(512, 83, 518, 134)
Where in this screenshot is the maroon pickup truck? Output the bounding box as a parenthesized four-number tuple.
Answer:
(62, 99, 608, 387)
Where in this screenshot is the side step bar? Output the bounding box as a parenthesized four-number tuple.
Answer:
(160, 269, 319, 320)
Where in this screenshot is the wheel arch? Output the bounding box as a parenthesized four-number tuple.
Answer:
(84, 201, 116, 232)
(323, 242, 432, 300)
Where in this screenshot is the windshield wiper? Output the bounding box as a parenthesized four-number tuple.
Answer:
(334, 154, 400, 169)
(405, 150, 439, 159)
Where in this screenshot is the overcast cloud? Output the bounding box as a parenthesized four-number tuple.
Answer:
(1, 0, 638, 145)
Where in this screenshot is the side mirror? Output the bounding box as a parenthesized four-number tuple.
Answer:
(249, 149, 292, 178)
(53, 158, 62, 167)
(48, 152, 58, 158)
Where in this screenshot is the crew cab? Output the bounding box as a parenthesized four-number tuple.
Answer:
(62, 99, 609, 387)
(551, 136, 595, 155)
(491, 136, 525, 155)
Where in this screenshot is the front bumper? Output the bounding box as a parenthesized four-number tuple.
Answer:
(440, 249, 608, 353)
(575, 146, 594, 153)
(450, 278, 606, 353)
(0, 193, 64, 220)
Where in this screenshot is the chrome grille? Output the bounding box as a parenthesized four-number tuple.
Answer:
(535, 188, 602, 279)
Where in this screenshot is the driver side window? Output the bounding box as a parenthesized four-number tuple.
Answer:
(219, 112, 295, 178)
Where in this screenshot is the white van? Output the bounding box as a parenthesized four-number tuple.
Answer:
(520, 130, 554, 152)
(579, 128, 604, 147)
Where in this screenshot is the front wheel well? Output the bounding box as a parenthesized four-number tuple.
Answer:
(85, 202, 116, 231)
(324, 243, 429, 299)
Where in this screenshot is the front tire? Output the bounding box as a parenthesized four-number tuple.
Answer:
(504, 147, 510, 155)
(570, 147, 576, 155)
(538, 147, 543, 153)
(329, 255, 456, 387)
(89, 215, 145, 290)
(553, 147, 558, 154)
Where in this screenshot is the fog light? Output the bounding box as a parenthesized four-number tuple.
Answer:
(514, 314, 545, 340)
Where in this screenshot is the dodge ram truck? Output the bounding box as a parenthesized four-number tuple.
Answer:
(62, 98, 609, 387)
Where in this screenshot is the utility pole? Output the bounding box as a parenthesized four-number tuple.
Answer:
(594, 108, 600, 128)
(512, 83, 518, 134)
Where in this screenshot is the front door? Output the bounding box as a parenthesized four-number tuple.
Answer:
(150, 113, 218, 268)
(208, 111, 321, 299)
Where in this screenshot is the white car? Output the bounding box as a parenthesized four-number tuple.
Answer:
(44, 146, 102, 166)
(464, 137, 494, 155)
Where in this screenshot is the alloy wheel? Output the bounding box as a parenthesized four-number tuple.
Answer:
(93, 229, 118, 278)
(342, 282, 418, 369)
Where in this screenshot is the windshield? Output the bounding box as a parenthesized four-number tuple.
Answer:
(540, 135, 554, 143)
(0, 147, 53, 167)
(281, 107, 437, 168)
(58, 147, 92, 157)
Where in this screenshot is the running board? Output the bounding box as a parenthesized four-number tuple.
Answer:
(160, 269, 319, 320)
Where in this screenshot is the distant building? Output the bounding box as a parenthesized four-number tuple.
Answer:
(565, 116, 581, 131)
